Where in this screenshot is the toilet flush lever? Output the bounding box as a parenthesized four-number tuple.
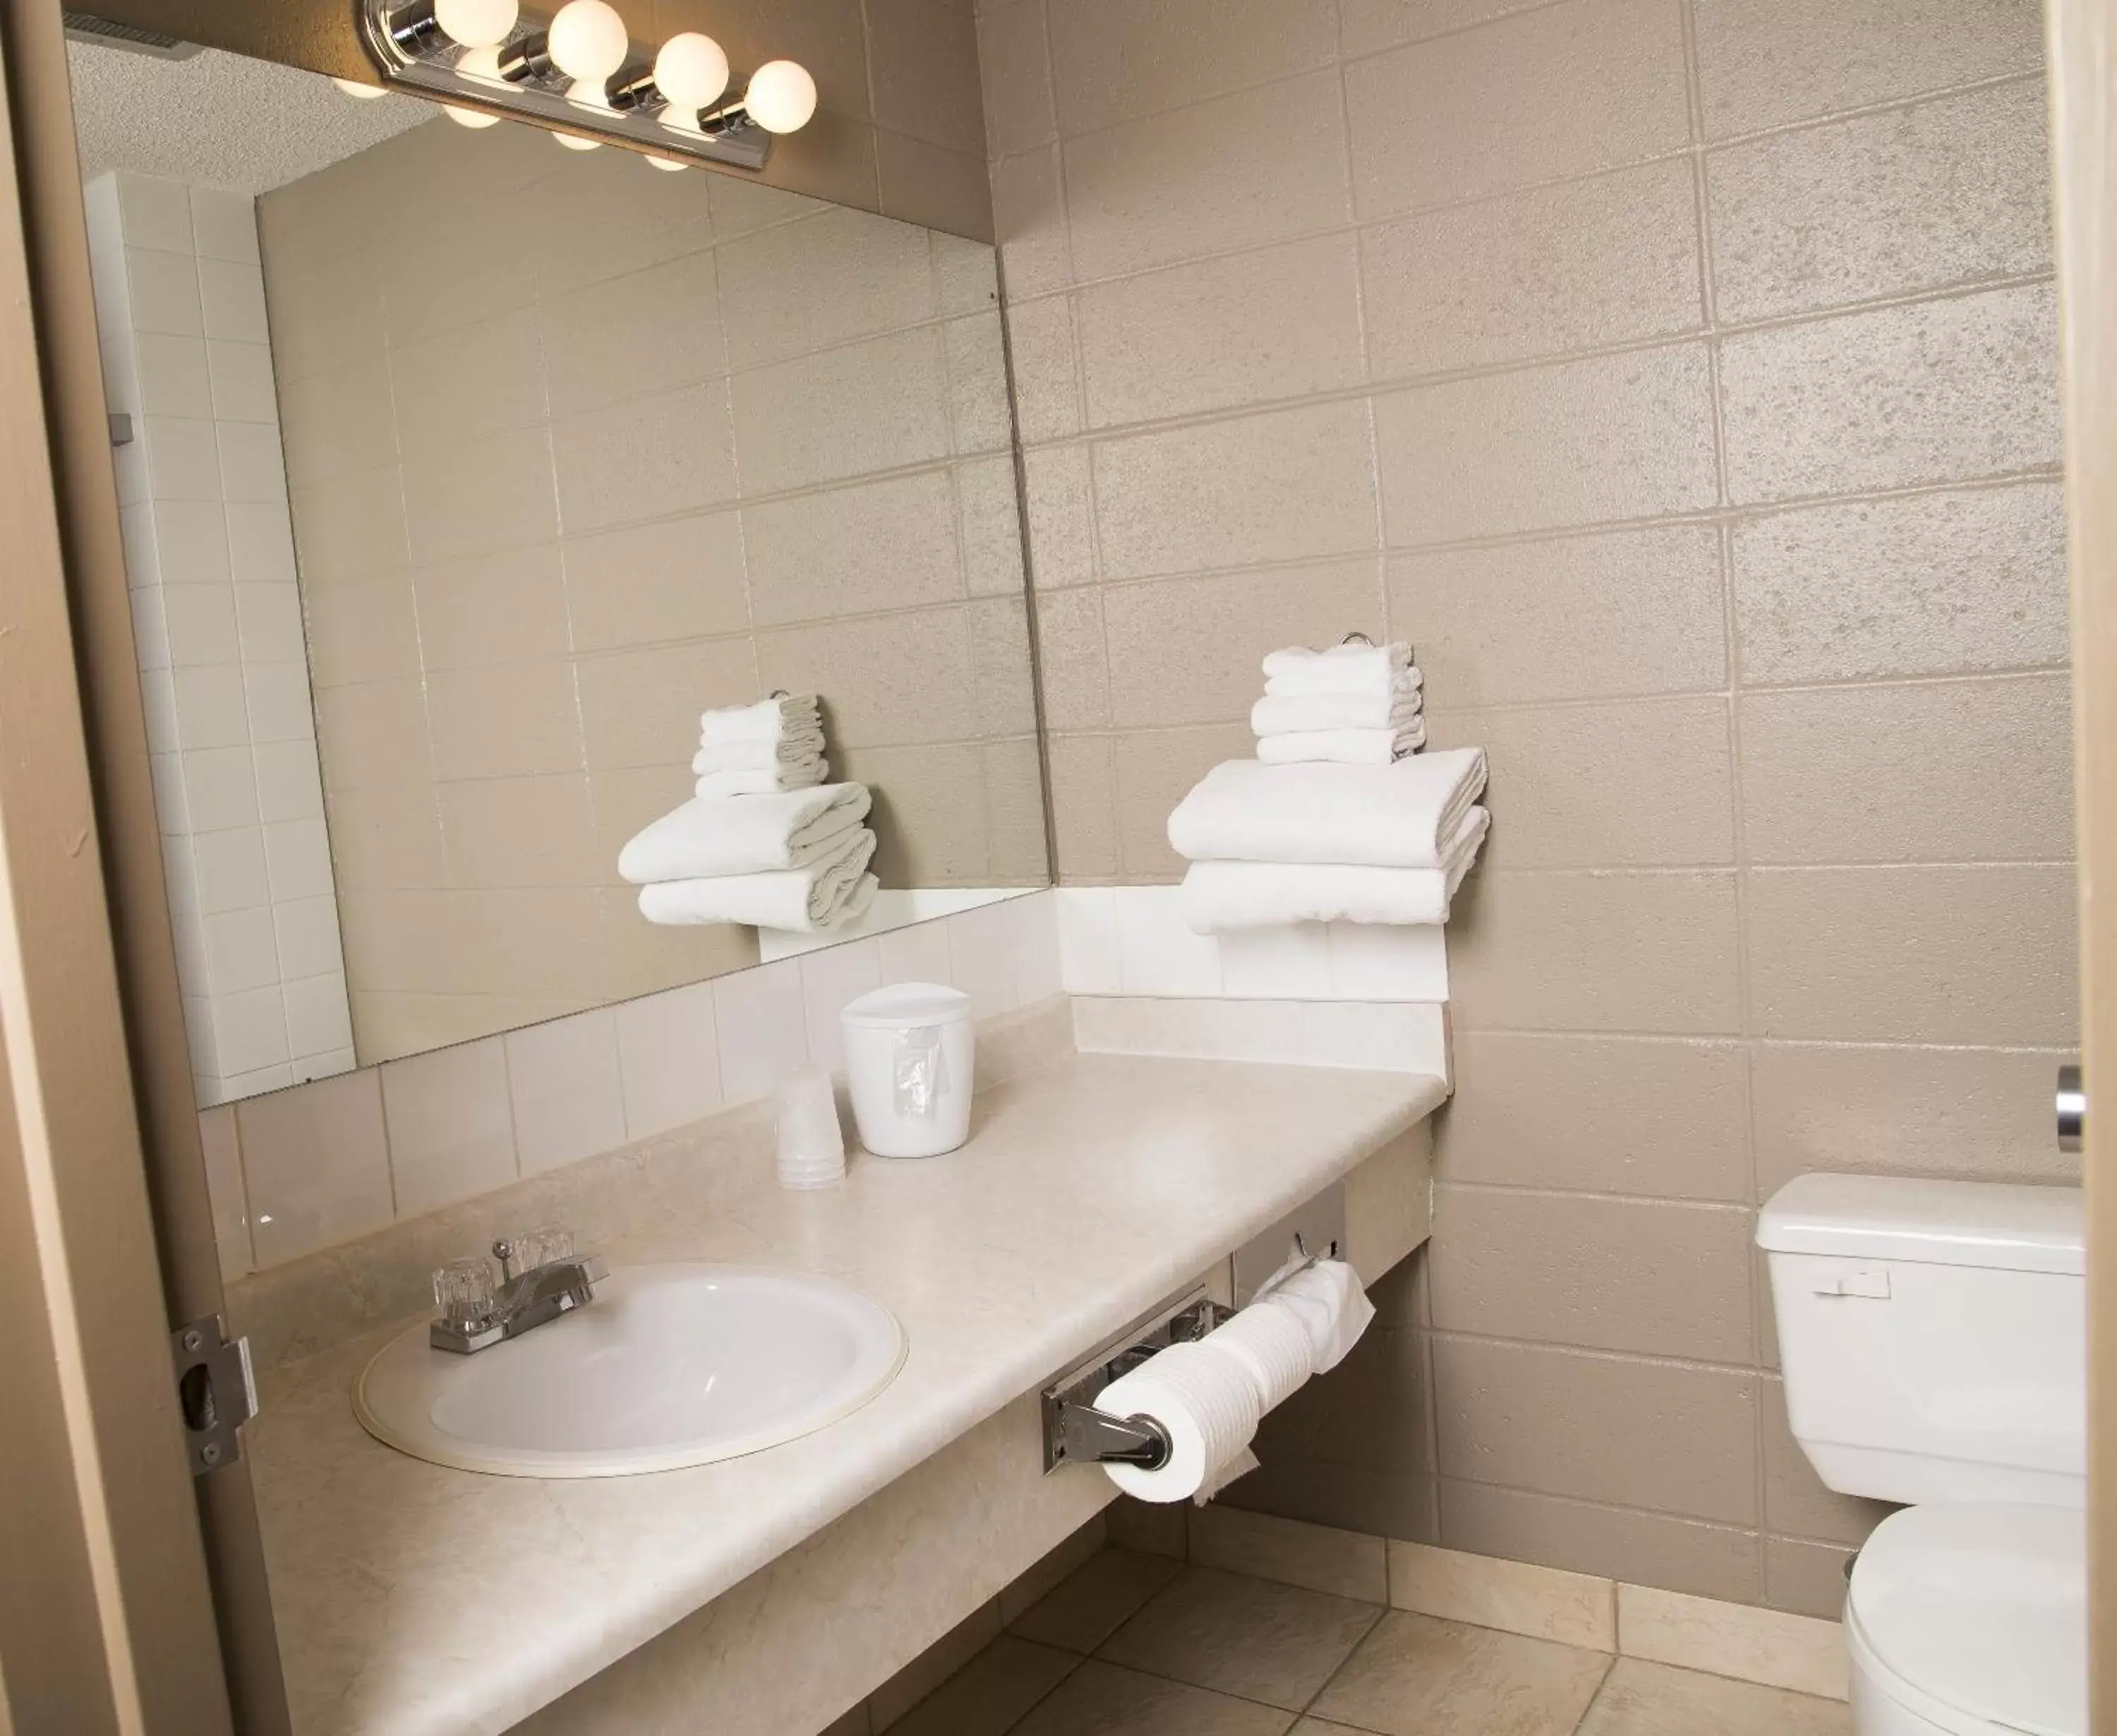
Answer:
(1814, 1270, 1890, 1301)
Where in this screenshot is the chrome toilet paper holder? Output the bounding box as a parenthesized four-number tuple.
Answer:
(1040, 1288, 1229, 1473)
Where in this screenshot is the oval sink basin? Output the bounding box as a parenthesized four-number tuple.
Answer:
(354, 1263, 907, 1477)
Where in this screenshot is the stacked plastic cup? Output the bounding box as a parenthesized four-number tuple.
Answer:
(773, 1068, 847, 1189)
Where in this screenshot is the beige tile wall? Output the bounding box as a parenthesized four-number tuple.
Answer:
(976, 0, 2075, 1615)
(259, 116, 1044, 1063)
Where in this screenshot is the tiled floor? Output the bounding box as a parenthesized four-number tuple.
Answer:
(887, 1548, 1855, 1736)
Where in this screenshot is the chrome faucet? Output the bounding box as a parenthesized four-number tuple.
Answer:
(430, 1226, 608, 1354)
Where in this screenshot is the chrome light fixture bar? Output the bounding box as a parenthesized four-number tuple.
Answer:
(358, 0, 817, 172)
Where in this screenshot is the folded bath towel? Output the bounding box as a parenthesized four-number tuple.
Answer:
(1255, 721, 1426, 764)
(638, 828, 879, 932)
(699, 694, 820, 742)
(617, 783, 871, 885)
(696, 760, 829, 797)
(1167, 747, 1486, 869)
(1178, 809, 1488, 932)
(1251, 682, 1422, 737)
(1261, 641, 1413, 697)
(692, 730, 826, 775)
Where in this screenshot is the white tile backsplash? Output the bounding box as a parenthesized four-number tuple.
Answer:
(615, 979, 723, 1139)
(1218, 922, 1334, 999)
(715, 956, 812, 1105)
(1114, 885, 1223, 996)
(946, 896, 1023, 1016)
(507, 1011, 627, 1176)
(799, 937, 883, 1075)
(381, 1037, 517, 1215)
(236, 1066, 393, 1266)
(197, 1104, 253, 1282)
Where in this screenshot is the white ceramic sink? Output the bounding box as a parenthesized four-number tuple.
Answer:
(354, 1263, 906, 1477)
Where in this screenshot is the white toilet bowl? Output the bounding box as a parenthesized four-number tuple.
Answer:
(1842, 1503, 2082, 1736)
(1756, 1175, 2087, 1736)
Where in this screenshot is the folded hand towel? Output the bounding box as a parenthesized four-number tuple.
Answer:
(696, 760, 830, 797)
(1251, 683, 1422, 737)
(699, 694, 820, 742)
(1178, 808, 1488, 932)
(638, 828, 878, 932)
(691, 730, 826, 775)
(1255, 721, 1426, 764)
(617, 783, 871, 884)
(1169, 747, 1485, 869)
(1260, 641, 1413, 696)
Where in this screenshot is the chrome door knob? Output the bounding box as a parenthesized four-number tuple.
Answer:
(2057, 1063, 2085, 1154)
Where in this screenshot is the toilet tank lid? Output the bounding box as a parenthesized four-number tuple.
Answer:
(1756, 1174, 2082, 1274)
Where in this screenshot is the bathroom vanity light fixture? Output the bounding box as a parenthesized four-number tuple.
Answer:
(358, 0, 816, 170)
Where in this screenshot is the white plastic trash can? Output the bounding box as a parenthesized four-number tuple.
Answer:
(839, 981, 975, 1158)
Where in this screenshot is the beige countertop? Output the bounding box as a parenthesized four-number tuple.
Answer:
(249, 1051, 1447, 1736)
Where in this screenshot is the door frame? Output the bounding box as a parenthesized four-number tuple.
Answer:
(2047, 0, 2117, 1724)
(0, 0, 281, 1728)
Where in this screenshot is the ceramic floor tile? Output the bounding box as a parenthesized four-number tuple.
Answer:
(1095, 1565, 1383, 1711)
(888, 1636, 1079, 1736)
(1308, 1610, 1612, 1736)
(1009, 1659, 1298, 1736)
(1575, 1657, 1854, 1736)
(1287, 1723, 1374, 1735)
(1008, 1547, 1186, 1655)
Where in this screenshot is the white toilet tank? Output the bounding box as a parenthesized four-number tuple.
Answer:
(1758, 1174, 2084, 1509)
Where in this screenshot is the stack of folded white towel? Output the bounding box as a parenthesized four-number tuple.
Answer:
(692, 692, 828, 794)
(620, 697, 879, 933)
(1250, 640, 1424, 764)
(1167, 746, 1489, 933)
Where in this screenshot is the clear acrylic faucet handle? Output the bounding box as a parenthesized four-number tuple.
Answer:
(433, 1256, 497, 1325)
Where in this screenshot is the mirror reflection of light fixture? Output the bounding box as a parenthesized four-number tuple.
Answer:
(358, 0, 815, 171)
(442, 102, 501, 127)
(332, 76, 390, 100)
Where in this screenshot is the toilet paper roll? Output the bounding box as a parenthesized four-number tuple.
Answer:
(1202, 1299, 1315, 1413)
(1097, 1340, 1262, 1505)
(1257, 1258, 1377, 1375)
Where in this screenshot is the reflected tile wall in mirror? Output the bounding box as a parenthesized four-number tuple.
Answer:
(71, 44, 1047, 1107)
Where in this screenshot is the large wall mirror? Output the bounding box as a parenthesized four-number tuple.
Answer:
(66, 23, 1045, 1109)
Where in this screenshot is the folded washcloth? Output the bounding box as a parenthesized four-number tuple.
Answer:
(617, 783, 871, 884)
(691, 730, 826, 774)
(1168, 746, 1486, 868)
(696, 760, 829, 797)
(700, 694, 820, 742)
(1251, 682, 1422, 737)
(638, 827, 879, 932)
(1255, 721, 1426, 764)
(1178, 808, 1488, 932)
(1261, 641, 1413, 696)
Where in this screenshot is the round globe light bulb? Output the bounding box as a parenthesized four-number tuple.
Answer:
(433, 0, 518, 49)
(742, 59, 816, 133)
(332, 76, 389, 100)
(545, 0, 629, 83)
(554, 130, 602, 150)
(442, 102, 501, 128)
(652, 32, 728, 111)
(456, 42, 503, 81)
(646, 155, 687, 171)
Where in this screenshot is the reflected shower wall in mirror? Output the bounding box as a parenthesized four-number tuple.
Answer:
(70, 36, 1046, 1108)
